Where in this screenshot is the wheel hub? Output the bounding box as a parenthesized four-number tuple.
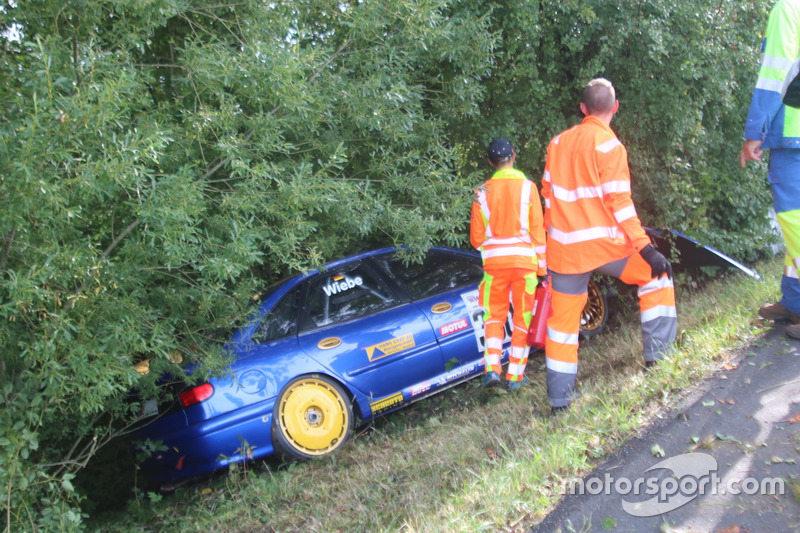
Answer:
(305, 408, 322, 426)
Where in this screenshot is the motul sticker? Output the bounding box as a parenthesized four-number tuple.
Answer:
(439, 318, 469, 337)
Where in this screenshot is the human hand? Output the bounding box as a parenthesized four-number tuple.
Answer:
(739, 139, 763, 167)
(639, 244, 672, 279)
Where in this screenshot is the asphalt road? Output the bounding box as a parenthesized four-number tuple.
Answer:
(532, 324, 800, 533)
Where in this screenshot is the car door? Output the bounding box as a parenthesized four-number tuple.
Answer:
(371, 249, 505, 369)
(295, 259, 445, 403)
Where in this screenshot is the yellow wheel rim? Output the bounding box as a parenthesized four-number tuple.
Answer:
(581, 280, 607, 332)
(278, 378, 349, 456)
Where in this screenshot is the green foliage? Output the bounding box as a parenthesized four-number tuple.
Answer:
(0, 0, 777, 530)
(453, 0, 775, 261)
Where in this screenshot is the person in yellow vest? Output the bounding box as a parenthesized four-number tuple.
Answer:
(542, 79, 677, 413)
(740, 0, 800, 339)
(470, 139, 547, 391)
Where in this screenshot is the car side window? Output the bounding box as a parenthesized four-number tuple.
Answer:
(303, 263, 398, 329)
(376, 250, 484, 300)
(252, 289, 298, 344)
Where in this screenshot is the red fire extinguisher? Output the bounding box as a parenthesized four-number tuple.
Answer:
(526, 281, 552, 349)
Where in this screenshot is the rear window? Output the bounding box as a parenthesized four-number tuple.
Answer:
(375, 250, 483, 300)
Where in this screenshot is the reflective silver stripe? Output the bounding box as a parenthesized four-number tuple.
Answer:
(544, 198, 550, 209)
(543, 169, 551, 183)
(513, 324, 528, 334)
(756, 77, 783, 93)
(552, 183, 602, 202)
(546, 357, 578, 374)
(602, 180, 631, 194)
(784, 265, 799, 279)
(551, 180, 630, 203)
(782, 59, 800, 98)
(507, 362, 525, 375)
(638, 276, 674, 296)
(614, 204, 637, 223)
(511, 345, 528, 358)
(477, 189, 492, 239)
(537, 258, 547, 269)
(549, 225, 618, 245)
(484, 353, 501, 366)
(481, 247, 536, 259)
(486, 338, 503, 351)
(547, 326, 579, 345)
(484, 236, 532, 245)
(552, 134, 561, 145)
(793, 256, 800, 269)
(534, 245, 546, 255)
(641, 305, 678, 323)
(519, 180, 531, 235)
(596, 138, 622, 153)
(762, 55, 794, 71)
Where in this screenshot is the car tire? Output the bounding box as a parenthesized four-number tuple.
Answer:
(579, 279, 608, 339)
(272, 374, 354, 460)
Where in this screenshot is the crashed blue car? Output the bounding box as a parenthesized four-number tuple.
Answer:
(135, 247, 505, 486)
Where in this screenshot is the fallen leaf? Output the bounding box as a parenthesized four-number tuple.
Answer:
(723, 363, 738, 370)
(651, 444, 666, 458)
(487, 448, 498, 461)
(788, 414, 800, 425)
(715, 526, 740, 533)
(601, 517, 616, 530)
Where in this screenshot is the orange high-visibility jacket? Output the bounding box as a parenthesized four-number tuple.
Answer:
(541, 115, 651, 274)
(470, 168, 547, 274)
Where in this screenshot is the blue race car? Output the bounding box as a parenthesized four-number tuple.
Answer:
(134, 247, 507, 487)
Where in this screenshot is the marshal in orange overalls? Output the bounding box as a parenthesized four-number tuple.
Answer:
(470, 140, 547, 389)
(542, 89, 677, 409)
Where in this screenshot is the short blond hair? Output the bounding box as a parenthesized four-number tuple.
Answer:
(583, 78, 616, 114)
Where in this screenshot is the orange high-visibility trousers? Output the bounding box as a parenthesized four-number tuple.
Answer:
(479, 268, 538, 382)
(545, 253, 676, 407)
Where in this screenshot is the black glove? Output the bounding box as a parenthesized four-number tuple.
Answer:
(639, 244, 672, 279)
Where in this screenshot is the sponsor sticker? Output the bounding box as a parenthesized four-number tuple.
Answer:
(365, 333, 416, 362)
(370, 392, 404, 414)
(323, 275, 364, 297)
(436, 363, 477, 386)
(410, 381, 431, 397)
(439, 318, 469, 337)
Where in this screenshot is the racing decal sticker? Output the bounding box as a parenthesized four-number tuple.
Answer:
(439, 318, 469, 337)
(409, 381, 431, 397)
(365, 333, 415, 362)
(462, 290, 487, 352)
(370, 392, 404, 414)
(323, 274, 364, 297)
(461, 289, 512, 353)
(436, 363, 478, 386)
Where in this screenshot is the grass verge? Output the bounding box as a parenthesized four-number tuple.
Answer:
(90, 257, 782, 533)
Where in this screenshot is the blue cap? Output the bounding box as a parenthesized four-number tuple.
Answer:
(488, 138, 514, 164)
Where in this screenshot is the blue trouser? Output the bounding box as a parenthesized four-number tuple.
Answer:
(769, 149, 800, 313)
